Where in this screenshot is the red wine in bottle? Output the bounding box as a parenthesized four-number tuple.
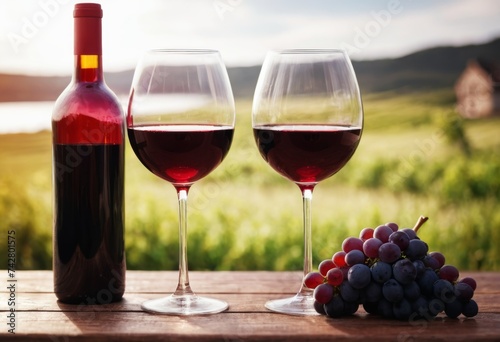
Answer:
(52, 3, 125, 304)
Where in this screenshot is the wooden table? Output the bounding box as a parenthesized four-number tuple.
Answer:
(1, 270, 499, 341)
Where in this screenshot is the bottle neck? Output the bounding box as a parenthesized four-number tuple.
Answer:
(74, 54, 103, 83)
(74, 11, 102, 83)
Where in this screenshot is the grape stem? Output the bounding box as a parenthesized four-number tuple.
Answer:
(412, 215, 428, 234)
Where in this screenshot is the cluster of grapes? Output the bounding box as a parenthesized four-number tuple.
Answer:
(305, 217, 478, 320)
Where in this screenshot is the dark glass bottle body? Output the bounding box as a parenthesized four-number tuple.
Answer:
(52, 3, 125, 304)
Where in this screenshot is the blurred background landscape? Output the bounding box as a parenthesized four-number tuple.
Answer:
(0, 0, 499, 271)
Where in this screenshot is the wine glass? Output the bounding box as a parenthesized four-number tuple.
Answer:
(127, 49, 235, 315)
(252, 49, 363, 315)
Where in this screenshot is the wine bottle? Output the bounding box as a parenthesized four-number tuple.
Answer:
(52, 3, 125, 304)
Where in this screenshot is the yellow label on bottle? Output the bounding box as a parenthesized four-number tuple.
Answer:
(80, 55, 98, 69)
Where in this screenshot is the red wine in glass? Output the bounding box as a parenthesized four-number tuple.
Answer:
(253, 124, 361, 190)
(128, 124, 234, 188)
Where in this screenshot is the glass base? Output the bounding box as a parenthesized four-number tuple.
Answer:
(141, 294, 228, 315)
(265, 293, 320, 316)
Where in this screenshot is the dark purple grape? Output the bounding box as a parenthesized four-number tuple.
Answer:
(405, 239, 428, 261)
(445, 299, 464, 318)
(382, 279, 404, 303)
(411, 296, 430, 320)
(433, 279, 456, 303)
(348, 264, 371, 289)
(313, 283, 334, 304)
(340, 281, 359, 303)
(439, 265, 459, 282)
(462, 299, 478, 317)
(364, 282, 382, 303)
(374, 225, 393, 243)
(386, 222, 399, 232)
(371, 261, 392, 284)
(393, 258, 417, 285)
(423, 255, 441, 270)
(314, 300, 326, 315)
(363, 238, 383, 259)
(413, 259, 426, 277)
(403, 281, 421, 301)
(389, 231, 410, 251)
(459, 277, 477, 291)
(428, 251, 445, 268)
(345, 250, 365, 266)
(324, 295, 344, 318)
(428, 298, 445, 316)
(342, 237, 363, 253)
(454, 282, 474, 301)
(417, 268, 439, 296)
(378, 242, 401, 264)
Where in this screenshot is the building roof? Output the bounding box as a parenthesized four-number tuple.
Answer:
(475, 58, 500, 83)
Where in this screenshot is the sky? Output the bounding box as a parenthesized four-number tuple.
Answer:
(0, 0, 500, 76)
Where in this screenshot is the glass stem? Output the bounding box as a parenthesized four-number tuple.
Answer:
(299, 188, 313, 295)
(174, 189, 194, 297)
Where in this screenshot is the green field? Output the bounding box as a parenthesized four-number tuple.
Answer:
(1, 91, 499, 271)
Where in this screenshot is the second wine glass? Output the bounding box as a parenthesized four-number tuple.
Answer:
(252, 49, 364, 315)
(127, 49, 235, 315)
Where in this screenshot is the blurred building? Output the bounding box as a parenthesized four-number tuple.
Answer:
(454, 59, 500, 118)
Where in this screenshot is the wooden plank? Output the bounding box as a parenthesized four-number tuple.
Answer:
(7, 293, 283, 313)
(1, 311, 499, 342)
(4, 292, 500, 313)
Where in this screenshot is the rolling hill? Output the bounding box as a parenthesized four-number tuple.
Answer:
(0, 37, 499, 102)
